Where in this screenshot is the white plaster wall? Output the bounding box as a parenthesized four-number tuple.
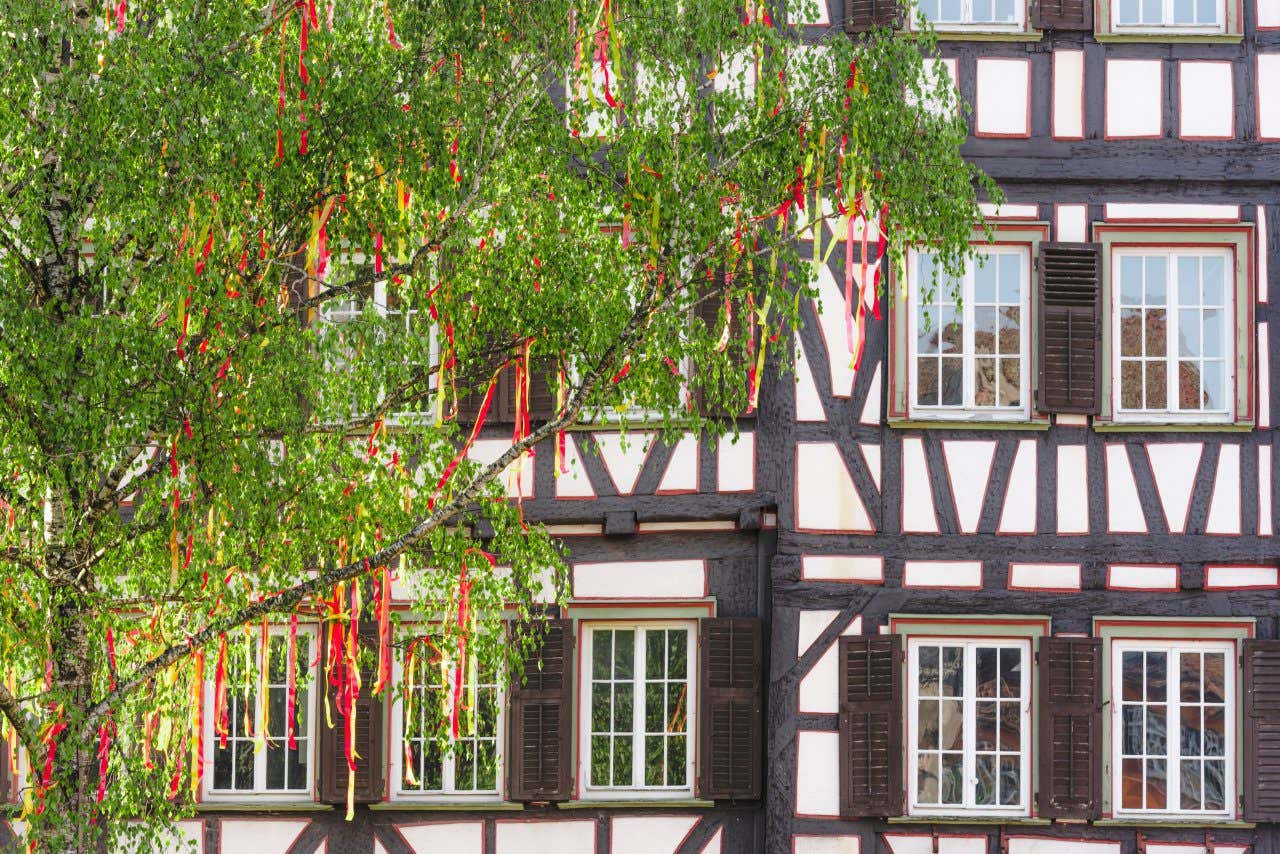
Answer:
(397, 822, 484, 854)
(611, 816, 698, 854)
(573, 560, 704, 599)
(1052, 50, 1084, 138)
(795, 731, 841, 816)
(495, 820, 595, 853)
(1105, 59, 1162, 138)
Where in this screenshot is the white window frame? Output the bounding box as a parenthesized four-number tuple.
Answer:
(907, 246, 1033, 421)
(388, 638, 506, 802)
(1110, 246, 1235, 425)
(910, 0, 1027, 31)
(906, 637, 1033, 818)
(577, 621, 697, 800)
(1109, 639, 1236, 819)
(202, 625, 318, 802)
(1110, 0, 1226, 32)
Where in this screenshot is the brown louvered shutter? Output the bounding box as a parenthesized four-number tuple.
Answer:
(1037, 636, 1102, 819)
(507, 619, 575, 801)
(1036, 242, 1102, 415)
(1243, 640, 1280, 820)
(318, 616, 386, 804)
(838, 635, 903, 817)
(698, 618, 764, 800)
(844, 0, 902, 32)
(502, 357, 557, 423)
(1032, 0, 1093, 30)
(456, 345, 513, 424)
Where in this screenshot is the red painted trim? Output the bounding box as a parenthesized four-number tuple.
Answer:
(793, 442, 875, 535)
(1051, 49, 1086, 141)
(974, 57, 1032, 139)
(1202, 564, 1280, 591)
(717, 431, 756, 494)
(1007, 563, 1082, 593)
(1104, 58, 1164, 140)
(798, 553, 886, 585)
(1105, 563, 1180, 591)
(1177, 61, 1236, 141)
(1093, 618, 1254, 635)
(1258, 55, 1280, 141)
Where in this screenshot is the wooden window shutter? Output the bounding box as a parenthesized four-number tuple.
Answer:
(318, 615, 386, 804)
(507, 619, 575, 801)
(697, 618, 764, 800)
(502, 357, 557, 423)
(456, 344, 514, 425)
(1037, 636, 1102, 819)
(1243, 640, 1280, 820)
(844, 0, 902, 32)
(1036, 242, 1102, 415)
(838, 635, 903, 818)
(1031, 0, 1093, 30)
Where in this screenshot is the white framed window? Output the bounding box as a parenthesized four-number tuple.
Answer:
(205, 627, 317, 800)
(915, 0, 1025, 29)
(909, 247, 1032, 420)
(906, 638, 1032, 817)
(390, 640, 504, 800)
(579, 622, 696, 799)
(1112, 248, 1234, 423)
(1113, 0, 1224, 30)
(1110, 640, 1234, 817)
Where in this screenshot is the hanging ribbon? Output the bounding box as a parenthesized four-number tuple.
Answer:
(871, 203, 889, 320)
(450, 559, 471, 739)
(428, 363, 503, 510)
(190, 650, 205, 799)
(214, 634, 229, 747)
(287, 614, 299, 750)
(95, 719, 114, 803)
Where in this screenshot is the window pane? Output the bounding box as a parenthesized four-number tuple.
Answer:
(1145, 257, 1167, 303)
(1121, 361, 1143, 409)
(919, 646, 940, 695)
(1203, 653, 1225, 702)
(1180, 758, 1202, 809)
(614, 684, 633, 730)
(645, 683, 663, 734)
(999, 755, 1020, 805)
(919, 699, 940, 749)
(1146, 361, 1167, 409)
(1178, 257, 1200, 306)
(976, 755, 996, 805)
(646, 631, 664, 679)
(1202, 361, 1225, 410)
(613, 735, 633, 786)
(1204, 759, 1226, 810)
(1123, 652, 1144, 701)
(917, 753, 939, 803)
(975, 308, 997, 355)
(940, 0, 963, 20)
(999, 307, 1020, 354)
(614, 631, 634, 679)
(1203, 309, 1223, 357)
(972, 0, 995, 22)
(214, 743, 234, 790)
(940, 358, 963, 406)
(667, 684, 688, 733)
(1000, 700, 1021, 750)
(1122, 757, 1144, 808)
(941, 647, 964, 696)
(975, 701, 996, 751)
(1204, 707, 1226, 757)
(266, 743, 285, 790)
(1145, 309, 1167, 357)
(975, 259, 997, 303)
(668, 631, 687, 680)
(667, 735, 686, 786)
(976, 648, 998, 697)
(1142, 0, 1162, 22)
(1202, 256, 1225, 303)
(1145, 758, 1167, 809)
(235, 740, 255, 790)
(1146, 705, 1167, 753)
(645, 734, 664, 786)
(1195, 0, 1216, 23)
(917, 359, 939, 406)
(998, 254, 1021, 302)
(994, 0, 1016, 20)
(1120, 257, 1144, 304)
(1123, 705, 1144, 754)
(918, 306, 941, 355)
(1120, 309, 1143, 358)
(591, 735, 611, 786)
(1181, 653, 1201, 702)
(1181, 704, 1202, 756)
(940, 700, 963, 751)
(286, 741, 307, 790)
(1000, 359, 1021, 408)
(1178, 310, 1200, 357)
(1000, 648, 1022, 697)
(940, 308, 962, 353)
(592, 685, 611, 731)
(476, 740, 497, 790)
(940, 754, 964, 804)
(1117, 0, 1138, 22)
(1179, 361, 1202, 409)
(593, 632, 613, 679)
(975, 359, 996, 407)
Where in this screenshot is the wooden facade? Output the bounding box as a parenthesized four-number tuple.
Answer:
(13, 2, 1279, 851)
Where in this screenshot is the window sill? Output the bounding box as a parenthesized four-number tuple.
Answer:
(933, 30, 1044, 41)
(1093, 421, 1252, 433)
(1094, 32, 1241, 43)
(195, 801, 332, 812)
(558, 799, 714, 810)
(1093, 819, 1255, 829)
(888, 418, 1049, 431)
(370, 800, 524, 812)
(889, 817, 1050, 826)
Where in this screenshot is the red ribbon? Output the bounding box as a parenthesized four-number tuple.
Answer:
(214, 634, 228, 747)
(451, 562, 471, 739)
(286, 614, 298, 750)
(95, 720, 114, 803)
(428, 366, 502, 510)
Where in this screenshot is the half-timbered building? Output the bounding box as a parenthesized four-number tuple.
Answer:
(83, 1, 1280, 851)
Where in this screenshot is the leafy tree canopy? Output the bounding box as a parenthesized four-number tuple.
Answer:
(0, 0, 992, 848)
